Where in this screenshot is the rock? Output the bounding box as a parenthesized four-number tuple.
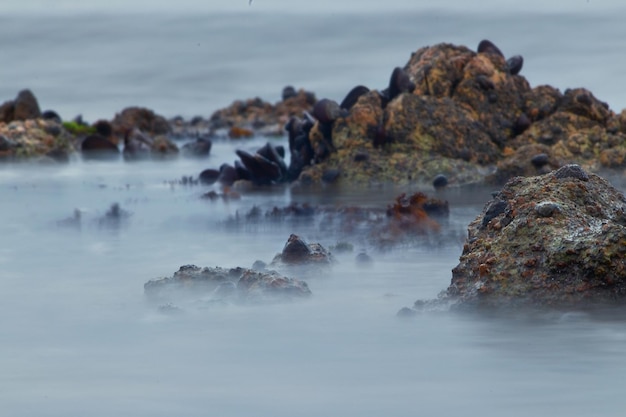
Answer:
(122, 128, 178, 160)
(432, 174, 448, 189)
(41, 110, 62, 124)
(111, 106, 171, 137)
(0, 100, 15, 123)
(355, 252, 373, 266)
(444, 166, 626, 309)
(199, 168, 220, 185)
(13, 89, 41, 121)
(209, 88, 316, 138)
(81, 134, 119, 160)
(122, 128, 152, 161)
(144, 264, 311, 305)
(270, 234, 334, 267)
(181, 137, 212, 158)
(485, 144, 561, 185)
(0, 118, 77, 161)
(150, 135, 179, 158)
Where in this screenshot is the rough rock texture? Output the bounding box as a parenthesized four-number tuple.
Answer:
(208, 89, 316, 136)
(144, 264, 311, 305)
(0, 119, 77, 161)
(296, 42, 626, 187)
(111, 106, 171, 137)
(0, 89, 42, 123)
(444, 165, 626, 309)
(13, 89, 42, 121)
(269, 234, 334, 267)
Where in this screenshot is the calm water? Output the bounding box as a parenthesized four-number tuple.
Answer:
(2, 2, 626, 416)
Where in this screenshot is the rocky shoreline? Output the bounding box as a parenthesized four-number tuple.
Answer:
(3, 39, 626, 190)
(6, 39, 626, 313)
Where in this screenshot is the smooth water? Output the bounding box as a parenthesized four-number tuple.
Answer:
(2, 2, 626, 416)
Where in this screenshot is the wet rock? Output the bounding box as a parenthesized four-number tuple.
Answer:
(445, 168, 626, 309)
(122, 128, 152, 161)
(111, 106, 171, 137)
(0, 100, 15, 123)
(209, 88, 316, 138)
(432, 174, 448, 189)
(355, 251, 373, 266)
(150, 135, 179, 158)
(270, 234, 334, 267)
(81, 134, 120, 160)
(486, 144, 560, 185)
(554, 163, 589, 181)
(199, 168, 220, 185)
(534, 201, 560, 217)
(92, 120, 118, 144)
(122, 128, 178, 160)
(98, 203, 131, 228)
(0, 118, 76, 161)
(13, 89, 41, 121)
(144, 264, 311, 305)
(228, 126, 254, 139)
(321, 169, 341, 183)
(181, 137, 212, 158)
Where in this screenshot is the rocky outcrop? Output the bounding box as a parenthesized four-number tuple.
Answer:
(144, 264, 311, 306)
(0, 89, 42, 123)
(0, 118, 76, 162)
(269, 234, 334, 268)
(111, 106, 171, 137)
(438, 165, 626, 309)
(286, 41, 626, 187)
(207, 88, 316, 137)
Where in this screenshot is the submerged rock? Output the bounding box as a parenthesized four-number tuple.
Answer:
(144, 264, 311, 306)
(269, 234, 334, 268)
(442, 165, 626, 309)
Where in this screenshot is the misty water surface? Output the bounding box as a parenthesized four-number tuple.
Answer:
(2, 1, 626, 416)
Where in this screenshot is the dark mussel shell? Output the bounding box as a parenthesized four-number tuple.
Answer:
(340, 85, 370, 110)
(506, 55, 524, 75)
(236, 149, 281, 184)
(312, 99, 345, 124)
(388, 67, 415, 101)
(257, 142, 287, 176)
(282, 85, 297, 101)
(477, 39, 504, 57)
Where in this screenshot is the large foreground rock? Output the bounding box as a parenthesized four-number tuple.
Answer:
(444, 165, 626, 309)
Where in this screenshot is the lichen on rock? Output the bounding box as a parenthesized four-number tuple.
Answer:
(442, 165, 626, 309)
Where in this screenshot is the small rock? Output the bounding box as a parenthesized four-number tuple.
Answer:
(433, 174, 448, 189)
(535, 201, 561, 217)
(554, 164, 589, 181)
